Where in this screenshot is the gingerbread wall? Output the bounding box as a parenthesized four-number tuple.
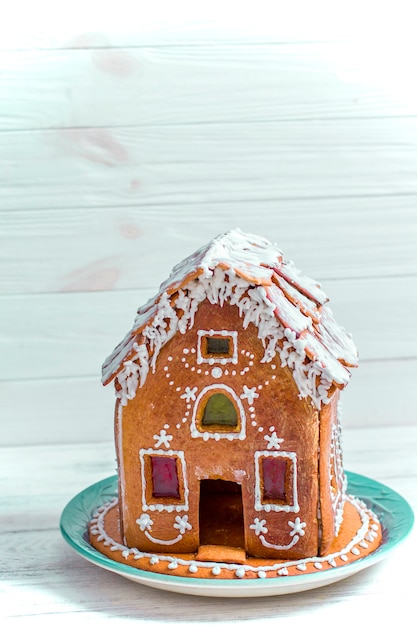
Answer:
(318, 390, 347, 554)
(116, 300, 325, 559)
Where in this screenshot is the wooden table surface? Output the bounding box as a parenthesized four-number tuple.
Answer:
(1, 425, 415, 625)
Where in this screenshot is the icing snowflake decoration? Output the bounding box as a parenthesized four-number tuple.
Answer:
(136, 513, 153, 531)
(180, 387, 198, 402)
(173, 515, 192, 534)
(249, 516, 307, 551)
(250, 517, 268, 536)
(92, 495, 380, 579)
(135, 512, 193, 546)
(240, 385, 259, 405)
(102, 230, 358, 410)
(288, 517, 306, 537)
(153, 429, 173, 449)
(264, 430, 284, 450)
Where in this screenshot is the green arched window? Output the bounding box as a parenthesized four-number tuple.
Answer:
(202, 393, 238, 427)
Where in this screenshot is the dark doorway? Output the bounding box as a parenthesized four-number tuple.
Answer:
(199, 479, 245, 549)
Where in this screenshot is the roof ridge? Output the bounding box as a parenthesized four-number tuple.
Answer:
(101, 231, 358, 410)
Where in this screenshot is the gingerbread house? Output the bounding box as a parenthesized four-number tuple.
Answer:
(101, 229, 358, 561)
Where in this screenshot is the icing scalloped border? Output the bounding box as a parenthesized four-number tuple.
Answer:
(89, 494, 381, 579)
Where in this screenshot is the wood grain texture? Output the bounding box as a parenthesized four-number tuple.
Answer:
(1, 117, 417, 212)
(1, 195, 417, 296)
(2, 42, 417, 132)
(1, 11, 416, 448)
(1, 1, 416, 51)
(1, 427, 416, 622)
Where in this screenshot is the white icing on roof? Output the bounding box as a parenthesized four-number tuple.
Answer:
(102, 229, 358, 409)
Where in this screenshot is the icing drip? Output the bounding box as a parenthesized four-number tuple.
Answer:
(114, 271, 339, 409)
(103, 230, 358, 411)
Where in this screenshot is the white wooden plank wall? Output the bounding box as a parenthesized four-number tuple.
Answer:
(1, 3, 417, 446)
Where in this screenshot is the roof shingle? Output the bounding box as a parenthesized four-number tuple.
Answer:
(102, 229, 358, 408)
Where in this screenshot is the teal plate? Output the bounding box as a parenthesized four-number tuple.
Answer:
(60, 472, 414, 597)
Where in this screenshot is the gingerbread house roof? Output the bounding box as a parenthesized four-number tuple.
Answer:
(102, 229, 358, 409)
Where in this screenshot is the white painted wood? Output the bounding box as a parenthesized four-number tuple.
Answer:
(1, 5, 416, 448)
(1, 427, 416, 622)
(1, 195, 417, 296)
(1, 0, 416, 50)
(2, 42, 417, 132)
(1, 118, 417, 212)
(341, 358, 417, 430)
(1, 359, 416, 447)
(0, 289, 150, 381)
(0, 377, 116, 446)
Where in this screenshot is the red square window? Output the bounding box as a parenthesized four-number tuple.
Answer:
(262, 457, 287, 501)
(151, 456, 180, 499)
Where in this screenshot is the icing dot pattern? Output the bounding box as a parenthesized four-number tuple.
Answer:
(89, 495, 381, 580)
(104, 230, 358, 413)
(159, 338, 266, 436)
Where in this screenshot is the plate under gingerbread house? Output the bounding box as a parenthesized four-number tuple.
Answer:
(60, 470, 416, 596)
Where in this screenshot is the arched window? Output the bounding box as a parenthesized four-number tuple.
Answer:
(202, 393, 238, 427)
(190, 384, 246, 440)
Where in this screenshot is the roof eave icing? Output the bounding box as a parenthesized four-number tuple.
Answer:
(102, 229, 358, 410)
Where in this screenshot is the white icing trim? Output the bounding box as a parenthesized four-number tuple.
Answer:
(90, 494, 379, 578)
(254, 450, 299, 513)
(111, 265, 346, 409)
(180, 386, 197, 402)
(263, 430, 284, 450)
(240, 384, 259, 405)
(152, 428, 173, 449)
(115, 402, 127, 542)
(211, 366, 223, 379)
(136, 514, 192, 546)
(196, 330, 238, 365)
(260, 534, 300, 551)
(250, 516, 306, 551)
(139, 449, 189, 512)
(330, 402, 347, 535)
(190, 384, 246, 441)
